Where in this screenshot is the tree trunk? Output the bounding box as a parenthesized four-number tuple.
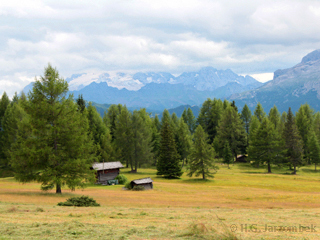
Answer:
(267, 162, 271, 173)
(293, 163, 297, 175)
(56, 183, 61, 194)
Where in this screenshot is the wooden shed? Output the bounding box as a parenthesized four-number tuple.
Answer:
(130, 177, 153, 190)
(92, 161, 124, 184)
(236, 155, 247, 163)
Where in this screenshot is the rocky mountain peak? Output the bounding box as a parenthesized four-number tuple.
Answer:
(301, 49, 320, 63)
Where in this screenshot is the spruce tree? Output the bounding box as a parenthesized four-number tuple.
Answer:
(283, 107, 303, 174)
(188, 125, 218, 179)
(9, 64, 96, 193)
(157, 110, 182, 178)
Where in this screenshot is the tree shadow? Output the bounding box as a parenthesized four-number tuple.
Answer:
(300, 168, 319, 173)
(182, 178, 214, 183)
(0, 191, 75, 197)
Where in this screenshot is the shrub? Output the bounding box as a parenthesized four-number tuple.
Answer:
(125, 182, 132, 190)
(132, 185, 145, 191)
(115, 174, 128, 185)
(57, 195, 100, 207)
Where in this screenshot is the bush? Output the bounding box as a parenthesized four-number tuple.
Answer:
(125, 182, 132, 190)
(115, 174, 128, 185)
(132, 185, 145, 191)
(57, 195, 100, 207)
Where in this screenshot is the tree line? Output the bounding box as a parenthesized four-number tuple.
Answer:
(0, 65, 319, 193)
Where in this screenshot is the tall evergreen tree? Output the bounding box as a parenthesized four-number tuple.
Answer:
(307, 131, 320, 171)
(213, 105, 247, 160)
(9, 64, 95, 193)
(188, 125, 218, 179)
(296, 104, 314, 163)
(222, 141, 233, 169)
(130, 110, 153, 172)
(114, 106, 133, 168)
(197, 98, 223, 143)
(76, 94, 86, 113)
(283, 107, 303, 174)
(241, 104, 252, 147)
(0, 92, 10, 131)
(105, 104, 123, 141)
(157, 110, 182, 178)
(248, 118, 283, 173)
(254, 102, 266, 122)
(176, 118, 192, 168)
(268, 105, 281, 130)
(151, 115, 161, 165)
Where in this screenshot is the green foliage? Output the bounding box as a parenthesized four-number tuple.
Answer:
(307, 131, 320, 171)
(76, 94, 86, 113)
(241, 104, 252, 135)
(157, 110, 183, 179)
(283, 107, 304, 174)
(254, 102, 266, 122)
(222, 142, 233, 168)
(248, 118, 284, 173)
(197, 98, 223, 143)
(115, 174, 128, 185)
(188, 125, 218, 179)
(214, 105, 247, 159)
(132, 185, 145, 191)
(58, 195, 100, 207)
(125, 181, 133, 190)
(9, 64, 96, 193)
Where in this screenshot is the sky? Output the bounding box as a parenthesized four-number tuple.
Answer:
(1, 0, 320, 97)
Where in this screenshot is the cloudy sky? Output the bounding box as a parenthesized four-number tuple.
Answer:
(1, 0, 320, 97)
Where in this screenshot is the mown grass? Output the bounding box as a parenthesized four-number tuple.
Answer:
(0, 163, 320, 239)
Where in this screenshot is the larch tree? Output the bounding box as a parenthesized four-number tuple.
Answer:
(254, 102, 266, 122)
(9, 64, 96, 193)
(188, 125, 218, 180)
(240, 104, 252, 147)
(222, 141, 233, 169)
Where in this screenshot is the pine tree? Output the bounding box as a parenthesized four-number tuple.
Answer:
(114, 106, 133, 168)
(241, 104, 252, 147)
(307, 131, 320, 171)
(151, 115, 161, 165)
(295, 104, 314, 163)
(130, 110, 153, 172)
(248, 118, 283, 173)
(0, 92, 10, 131)
(188, 125, 218, 179)
(213, 105, 247, 160)
(283, 107, 303, 174)
(9, 64, 96, 193)
(157, 110, 182, 178)
(268, 105, 281, 130)
(76, 94, 86, 113)
(254, 102, 266, 122)
(176, 118, 192, 168)
(197, 98, 223, 143)
(222, 141, 233, 169)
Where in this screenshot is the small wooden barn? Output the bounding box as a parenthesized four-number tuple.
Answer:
(92, 161, 124, 184)
(236, 155, 247, 163)
(130, 177, 153, 190)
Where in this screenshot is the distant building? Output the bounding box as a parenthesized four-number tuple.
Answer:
(236, 155, 247, 163)
(130, 177, 153, 190)
(92, 161, 124, 184)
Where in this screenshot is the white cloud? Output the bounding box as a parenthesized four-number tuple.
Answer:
(2, 0, 320, 95)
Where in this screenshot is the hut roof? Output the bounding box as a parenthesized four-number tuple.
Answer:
(92, 161, 124, 171)
(131, 177, 153, 184)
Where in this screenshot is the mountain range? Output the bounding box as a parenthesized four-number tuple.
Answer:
(23, 67, 263, 111)
(230, 49, 320, 113)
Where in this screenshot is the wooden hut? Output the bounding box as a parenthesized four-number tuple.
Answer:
(130, 177, 153, 190)
(236, 155, 247, 163)
(92, 161, 124, 184)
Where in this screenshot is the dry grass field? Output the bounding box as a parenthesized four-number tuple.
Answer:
(0, 163, 320, 239)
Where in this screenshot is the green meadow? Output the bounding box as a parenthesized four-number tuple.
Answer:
(0, 163, 320, 239)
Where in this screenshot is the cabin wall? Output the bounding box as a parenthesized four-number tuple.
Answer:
(97, 169, 120, 183)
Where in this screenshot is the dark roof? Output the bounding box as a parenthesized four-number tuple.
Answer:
(236, 155, 247, 158)
(92, 161, 124, 171)
(131, 177, 153, 184)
